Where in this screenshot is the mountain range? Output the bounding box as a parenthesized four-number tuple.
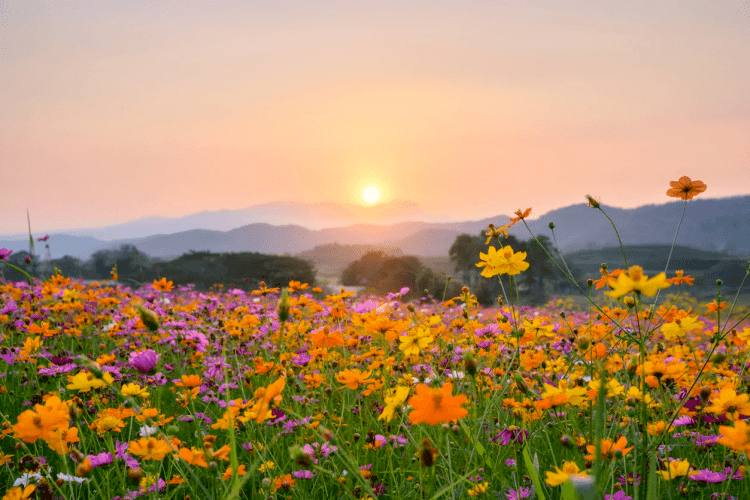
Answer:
(1, 196, 748, 260)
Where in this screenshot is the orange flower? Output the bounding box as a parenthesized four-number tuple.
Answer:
(2, 485, 36, 500)
(335, 369, 372, 390)
(666, 176, 707, 200)
(408, 383, 468, 425)
(667, 270, 694, 286)
(584, 436, 633, 460)
(174, 374, 203, 388)
(509, 207, 532, 225)
(128, 437, 173, 460)
(176, 447, 208, 468)
(251, 377, 285, 424)
(152, 278, 174, 292)
(223, 465, 248, 480)
(27, 321, 60, 338)
(273, 473, 295, 491)
(288, 281, 308, 292)
(717, 420, 750, 452)
(706, 300, 727, 314)
(310, 327, 345, 348)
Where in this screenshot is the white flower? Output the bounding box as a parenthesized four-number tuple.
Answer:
(139, 425, 159, 437)
(13, 472, 42, 487)
(447, 370, 465, 380)
(57, 473, 89, 484)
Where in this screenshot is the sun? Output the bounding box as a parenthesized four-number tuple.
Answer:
(362, 186, 381, 204)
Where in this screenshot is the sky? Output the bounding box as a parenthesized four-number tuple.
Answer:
(1, 0, 749, 235)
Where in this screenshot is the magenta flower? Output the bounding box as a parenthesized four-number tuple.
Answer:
(37, 235, 50, 242)
(0, 248, 12, 261)
(506, 486, 531, 500)
(129, 349, 160, 373)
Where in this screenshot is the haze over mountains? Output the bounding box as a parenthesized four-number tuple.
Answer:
(1, 196, 748, 260)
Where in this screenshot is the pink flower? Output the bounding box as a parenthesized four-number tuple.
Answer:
(0, 248, 12, 261)
(129, 349, 160, 373)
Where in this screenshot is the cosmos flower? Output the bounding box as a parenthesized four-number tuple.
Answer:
(666, 176, 707, 200)
(129, 349, 160, 373)
(408, 383, 468, 425)
(476, 246, 529, 278)
(605, 265, 670, 299)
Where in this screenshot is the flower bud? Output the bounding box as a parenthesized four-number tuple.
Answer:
(289, 445, 313, 467)
(137, 306, 159, 332)
(463, 352, 477, 377)
(277, 290, 290, 323)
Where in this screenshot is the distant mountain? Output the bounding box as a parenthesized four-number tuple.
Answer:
(1, 196, 748, 260)
(298, 244, 404, 269)
(8, 199, 428, 241)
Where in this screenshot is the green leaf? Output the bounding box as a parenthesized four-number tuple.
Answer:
(647, 453, 658, 500)
(522, 445, 546, 500)
(561, 480, 579, 500)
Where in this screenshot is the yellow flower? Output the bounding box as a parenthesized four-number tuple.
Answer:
(705, 388, 750, 421)
(398, 328, 434, 357)
(656, 459, 691, 480)
(661, 316, 704, 340)
(66, 370, 114, 392)
(378, 386, 410, 422)
(605, 266, 670, 299)
(468, 482, 489, 497)
(121, 383, 150, 398)
(545, 461, 586, 487)
(475, 246, 529, 278)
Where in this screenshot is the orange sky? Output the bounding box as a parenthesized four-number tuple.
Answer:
(1, 1, 749, 234)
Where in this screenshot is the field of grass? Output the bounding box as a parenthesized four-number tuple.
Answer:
(2, 181, 750, 499)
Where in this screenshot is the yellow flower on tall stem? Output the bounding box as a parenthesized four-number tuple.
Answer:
(605, 265, 670, 299)
(475, 246, 529, 278)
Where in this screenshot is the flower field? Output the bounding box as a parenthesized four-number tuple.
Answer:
(2, 177, 750, 500)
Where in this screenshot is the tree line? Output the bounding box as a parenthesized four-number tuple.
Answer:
(1, 245, 316, 291)
(341, 232, 580, 305)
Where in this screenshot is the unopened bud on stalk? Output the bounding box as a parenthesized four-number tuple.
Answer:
(137, 306, 159, 332)
(586, 195, 600, 208)
(548, 222, 555, 230)
(289, 445, 313, 467)
(277, 289, 290, 323)
(463, 352, 477, 377)
(514, 373, 528, 394)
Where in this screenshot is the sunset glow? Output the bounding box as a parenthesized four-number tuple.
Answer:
(0, 2, 748, 235)
(362, 186, 382, 204)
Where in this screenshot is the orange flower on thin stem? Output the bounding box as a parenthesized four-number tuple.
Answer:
(509, 208, 532, 225)
(706, 300, 727, 314)
(666, 176, 707, 200)
(667, 270, 694, 286)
